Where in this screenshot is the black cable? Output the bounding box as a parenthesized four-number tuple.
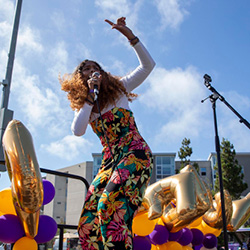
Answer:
(95, 97, 133, 227)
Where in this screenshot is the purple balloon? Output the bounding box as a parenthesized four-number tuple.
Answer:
(191, 228, 204, 246)
(0, 214, 25, 243)
(169, 229, 183, 241)
(35, 215, 58, 243)
(194, 244, 203, 250)
(177, 228, 193, 246)
(133, 236, 151, 250)
(203, 233, 218, 249)
(43, 179, 55, 205)
(149, 225, 169, 245)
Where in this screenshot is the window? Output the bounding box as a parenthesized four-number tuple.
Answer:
(97, 158, 102, 165)
(162, 157, 170, 164)
(93, 156, 102, 178)
(155, 156, 175, 181)
(213, 169, 217, 179)
(201, 168, 207, 176)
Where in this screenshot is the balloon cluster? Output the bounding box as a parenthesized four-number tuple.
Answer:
(132, 165, 250, 249)
(132, 212, 220, 250)
(0, 180, 57, 250)
(0, 120, 57, 249)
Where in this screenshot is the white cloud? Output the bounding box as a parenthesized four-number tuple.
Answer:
(0, 6, 70, 138)
(95, 0, 131, 18)
(107, 58, 126, 76)
(140, 66, 210, 143)
(74, 43, 93, 65)
(94, 0, 141, 32)
(140, 66, 250, 153)
(0, 0, 43, 55)
(141, 66, 205, 111)
(18, 26, 44, 53)
(0, 21, 12, 41)
(153, 0, 189, 30)
(215, 91, 250, 152)
(0, 0, 15, 77)
(218, 118, 250, 153)
(0, 0, 14, 23)
(47, 41, 69, 79)
(10, 60, 68, 137)
(41, 135, 93, 161)
(50, 10, 67, 32)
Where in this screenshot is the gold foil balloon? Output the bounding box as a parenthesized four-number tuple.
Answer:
(2, 120, 43, 238)
(202, 190, 232, 229)
(227, 192, 250, 231)
(142, 165, 211, 232)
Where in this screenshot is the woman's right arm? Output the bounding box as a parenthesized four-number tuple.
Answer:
(71, 103, 93, 136)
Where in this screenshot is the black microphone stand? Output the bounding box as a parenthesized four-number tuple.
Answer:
(202, 92, 229, 250)
(201, 74, 250, 250)
(203, 74, 250, 129)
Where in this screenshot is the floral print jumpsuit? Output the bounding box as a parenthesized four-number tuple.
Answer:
(78, 107, 153, 250)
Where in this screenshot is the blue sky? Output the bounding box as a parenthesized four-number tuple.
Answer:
(1, 0, 250, 190)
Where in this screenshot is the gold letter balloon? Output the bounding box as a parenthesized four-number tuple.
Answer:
(141, 165, 211, 232)
(2, 120, 43, 238)
(227, 192, 250, 231)
(203, 190, 233, 229)
(140, 165, 250, 233)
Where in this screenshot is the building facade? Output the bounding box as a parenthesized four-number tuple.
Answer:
(43, 161, 93, 226)
(43, 152, 250, 231)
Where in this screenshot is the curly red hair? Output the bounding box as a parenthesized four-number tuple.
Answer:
(60, 60, 137, 111)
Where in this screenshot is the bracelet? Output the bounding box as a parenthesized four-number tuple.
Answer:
(129, 36, 139, 46)
(129, 37, 138, 42)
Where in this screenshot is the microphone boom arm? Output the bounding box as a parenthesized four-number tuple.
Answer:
(203, 74, 250, 129)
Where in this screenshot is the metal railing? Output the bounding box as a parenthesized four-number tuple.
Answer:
(40, 168, 89, 250)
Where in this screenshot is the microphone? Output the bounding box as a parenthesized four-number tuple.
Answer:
(91, 72, 100, 101)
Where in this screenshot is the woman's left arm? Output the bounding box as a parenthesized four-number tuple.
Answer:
(105, 17, 155, 92)
(121, 41, 155, 92)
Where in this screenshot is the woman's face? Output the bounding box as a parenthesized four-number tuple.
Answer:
(80, 61, 101, 78)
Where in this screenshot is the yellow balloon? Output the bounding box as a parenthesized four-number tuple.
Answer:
(13, 236, 37, 250)
(156, 244, 168, 250)
(132, 212, 156, 236)
(0, 188, 16, 215)
(151, 244, 157, 250)
(201, 220, 220, 235)
(189, 216, 202, 228)
(162, 241, 182, 250)
(213, 228, 222, 237)
(182, 246, 193, 250)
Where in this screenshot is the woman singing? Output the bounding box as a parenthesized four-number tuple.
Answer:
(61, 17, 155, 250)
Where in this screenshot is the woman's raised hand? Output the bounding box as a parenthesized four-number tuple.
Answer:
(105, 17, 136, 41)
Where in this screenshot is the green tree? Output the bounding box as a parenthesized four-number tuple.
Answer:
(214, 138, 248, 200)
(178, 138, 192, 169)
(177, 138, 199, 173)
